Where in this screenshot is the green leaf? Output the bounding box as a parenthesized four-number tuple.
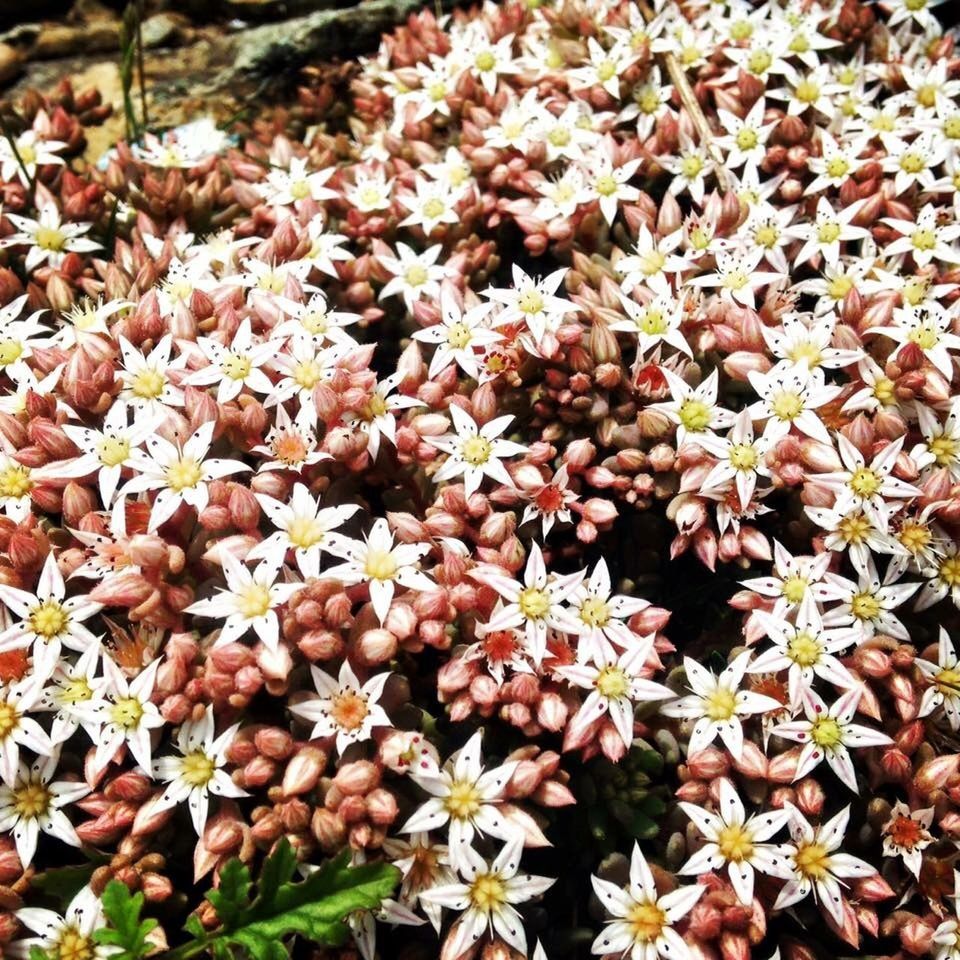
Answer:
(207, 857, 253, 931)
(93, 881, 158, 960)
(31, 862, 98, 905)
(30, 947, 47, 960)
(205, 844, 399, 960)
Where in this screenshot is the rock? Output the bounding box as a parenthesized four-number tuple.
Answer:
(0, 41, 22, 86)
(141, 12, 186, 48)
(219, 0, 337, 21)
(32, 21, 119, 59)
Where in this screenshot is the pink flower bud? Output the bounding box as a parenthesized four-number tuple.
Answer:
(794, 777, 825, 816)
(355, 628, 398, 665)
(282, 746, 327, 797)
(536, 692, 567, 732)
(914, 754, 960, 795)
(687, 747, 730, 779)
(333, 760, 380, 796)
(365, 787, 399, 825)
(254, 727, 294, 761)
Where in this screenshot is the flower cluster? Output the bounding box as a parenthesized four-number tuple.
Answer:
(0, 0, 958, 958)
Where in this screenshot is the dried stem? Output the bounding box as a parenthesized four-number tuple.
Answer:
(637, 0, 731, 193)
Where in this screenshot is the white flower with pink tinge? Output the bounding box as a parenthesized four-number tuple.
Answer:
(120, 420, 250, 532)
(290, 660, 391, 755)
(591, 842, 704, 960)
(151, 705, 247, 835)
(771, 687, 892, 792)
(471, 542, 585, 666)
(429, 406, 528, 498)
(678, 778, 793, 904)
(0, 752, 89, 870)
(557, 639, 673, 750)
(184, 553, 301, 652)
(401, 730, 520, 870)
(774, 804, 875, 927)
(324, 517, 434, 624)
(660, 652, 781, 761)
(419, 837, 554, 958)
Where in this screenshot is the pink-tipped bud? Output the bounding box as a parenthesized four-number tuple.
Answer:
(282, 746, 327, 797)
(333, 760, 380, 796)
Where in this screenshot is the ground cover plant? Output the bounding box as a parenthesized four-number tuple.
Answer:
(0, 0, 958, 958)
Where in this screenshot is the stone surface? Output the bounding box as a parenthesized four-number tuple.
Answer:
(0, 41, 21, 85)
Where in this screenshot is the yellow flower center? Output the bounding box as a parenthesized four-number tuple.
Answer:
(717, 824, 754, 862)
(55, 927, 95, 960)
(288, 515, 325, 549)
(597, 60, 617, 83)
(912, 229, 937, 251)
(786, 632, 821, 667)
(61, 677, 93, 704)
(916, 84, 937, 109)
(548, 127, 572, 147)
(781, 574, 808, 604)
(851, 591, 881, 621)
(794, 842, 831, 879)
(747, 50, 772, 74)
(131, 368, 165, 400)
(817, 221, 841, 244)
(944, 116, 960, 139)
(636, 249, 666, 277)
(166, 457, 203, 492)
(470, 872, 507, 911)
(838, 512, 872, 544)
(873, 376, 895, 403)
(903, 277, 929, 306)
(445, 779, 482, 820)
(826, 156, 849, 178)
(30, 599, 69, 639)
(678, 398, 711, 432)
(736, 128, 759, 151)
(627, 901, 667, 943)
(579, 596, 611, 628)
(288, 179, 311, 202)
(789, 32, 810, 53)
(518, 289, 545, 315)
(771, 390, 803, 421)
(0, 464, 32, 499)
(755, 225, 779, 248)
(257, 271, 286, 294)
(930, 435, 958, 464)
(14, 782, 51, 818)
(681, 155, 703, 178)
(359, 185, 383, 207)
(18, 143, 37, 166)
(826, 274, 853, 299)
(518, 586, 550, 620)
(447, 322, 472, 349)
(704, 686, 737, 721)
(99, 436, 131, 467)
(849, 467, 881, 498)
(0, 699, 20, 738)
(898, 520, 931, 554)
(728, 443, 757, 471)
(405, 265, 428, 287)
(936, 667, 960, 693)
(900, 152, 926, 174)
(422, 198, 446, 220)
(908, 324, 939, 350)
(939, 555, 960, 587)
(596, 173, 618, 196)
(223, 353, 252, 381)
(0, 340, 23, 366)
(810, 716, 843, 748)
(475, 50, 496, 72)
(787, 341, 823, 367)
(637, 310, 667, 335)
(293, 359, 323, 390)
(181, 750, 216, 787)
(795, 79, 820, 104)
(637, 88, 660, 113)
(111, 696, 144, 728)
(364, 548, 398, 582)
(679, 45, 700, 65)
(429, 81, 447, 101)
(36, 226, 66, 252)
(596, 665, 630, 699)
(729, 18, 753, 40)
(236, 583, 272, 619)
(462, 435, 492, 466)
